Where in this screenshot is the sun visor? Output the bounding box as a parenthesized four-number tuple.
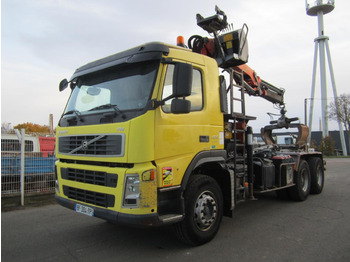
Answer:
(70, 42, 169, 81)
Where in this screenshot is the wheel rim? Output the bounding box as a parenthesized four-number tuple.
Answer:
(194, 191, 217, 231)
(316, 165, 323, 186)
(300, 168, 309, 192)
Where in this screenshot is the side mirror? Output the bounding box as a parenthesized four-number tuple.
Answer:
(171, 99, 191, 114)
(173, 63, 192, 97)
(59, 79, 69, 92)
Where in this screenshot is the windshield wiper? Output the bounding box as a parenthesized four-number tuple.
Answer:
(89, 104, 126, 119)
(61, 110, 83, 122)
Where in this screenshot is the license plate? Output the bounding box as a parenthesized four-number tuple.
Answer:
(75, 203, 94, 217)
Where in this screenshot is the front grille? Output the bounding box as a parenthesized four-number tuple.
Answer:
(63, 186, 115, 208)
(61, 168, 118, 187)
(58, 134, 124, 157)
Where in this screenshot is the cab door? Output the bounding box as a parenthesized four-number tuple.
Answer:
(154, 62, 222, 187)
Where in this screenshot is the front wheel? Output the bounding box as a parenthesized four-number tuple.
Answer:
(288, 160, 311, 201)
(173, 175, 223, 246)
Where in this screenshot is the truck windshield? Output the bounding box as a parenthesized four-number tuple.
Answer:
(63, 61, 159, 116)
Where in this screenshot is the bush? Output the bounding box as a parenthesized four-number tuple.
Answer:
(317, 136, 335, 156)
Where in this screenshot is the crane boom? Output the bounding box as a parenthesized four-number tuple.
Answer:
(188, 5, 309, 147)
(189, 7, 285, 107)
(233, 64, 285, 106)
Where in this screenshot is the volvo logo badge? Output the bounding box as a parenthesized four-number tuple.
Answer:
(81, 141, 89, 150)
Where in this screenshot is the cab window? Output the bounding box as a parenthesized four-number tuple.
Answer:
(162, 64, 203, 113)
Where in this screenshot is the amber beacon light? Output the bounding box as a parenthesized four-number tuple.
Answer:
(177, 36, 185, 47)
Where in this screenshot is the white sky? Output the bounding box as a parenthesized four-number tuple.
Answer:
(2, 0, 350, 132)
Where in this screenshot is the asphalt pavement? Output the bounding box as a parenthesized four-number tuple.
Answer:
(2, 158, 350, 262)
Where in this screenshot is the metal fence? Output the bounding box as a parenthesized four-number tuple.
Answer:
(1, 130, 56, 203)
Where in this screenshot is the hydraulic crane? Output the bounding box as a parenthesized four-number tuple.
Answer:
(187, 6, 309, 147)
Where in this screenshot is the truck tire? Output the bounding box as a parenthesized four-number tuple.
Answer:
(308, 157, 324, 194)
(173, 175, 223, 246)
(288, 160, 311, 201)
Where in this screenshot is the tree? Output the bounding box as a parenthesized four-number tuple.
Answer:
(318, 136, 335, 156)
(14, 122, 51, 134)
(328, 93, 350, 152)
(310, 139, 318, 149)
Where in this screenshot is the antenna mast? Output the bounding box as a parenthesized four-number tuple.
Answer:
(305, 0, 347, 156)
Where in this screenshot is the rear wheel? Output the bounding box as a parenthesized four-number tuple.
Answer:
(309, 157, 324, 194)
(173, 175, 223, 246)
(288, 160, 311, 201)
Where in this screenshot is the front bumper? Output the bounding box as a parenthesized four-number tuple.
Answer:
(55, 195, 163, 227)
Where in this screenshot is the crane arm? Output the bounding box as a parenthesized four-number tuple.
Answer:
(190, 6, 285, 106)
(188, 6, 309, 149)
(233, 64, 285, 106)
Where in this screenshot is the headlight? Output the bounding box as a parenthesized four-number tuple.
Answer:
(123, 174, 140, 207)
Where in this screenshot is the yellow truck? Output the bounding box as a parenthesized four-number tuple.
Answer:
(55, 6, 324, 245)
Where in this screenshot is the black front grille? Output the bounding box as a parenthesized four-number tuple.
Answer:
(61, 168, 118, 187)
(63, 186, 115, 208)
(58, 134, 124, 156)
